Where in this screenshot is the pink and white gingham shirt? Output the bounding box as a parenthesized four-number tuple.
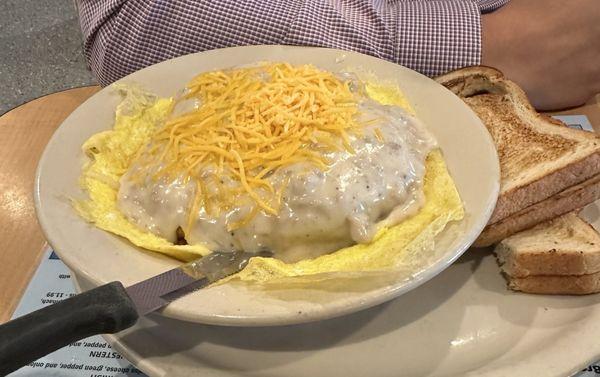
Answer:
(75, 0, 509, 86)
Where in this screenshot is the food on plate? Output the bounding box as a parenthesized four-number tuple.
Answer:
(477, 175, 600, 246)
(75, 63, 464, 284)
(438, 66, 600, 296)
(495, 212, 600, 295)
(118, 64, 436, 262)
(436, 66, 600, 247)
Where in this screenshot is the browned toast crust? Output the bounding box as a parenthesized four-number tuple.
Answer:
(508, 272, 600, 295)
(494, 212, 600, 277)
(436, 67, 600, 225)
(475, 174, 600, 246)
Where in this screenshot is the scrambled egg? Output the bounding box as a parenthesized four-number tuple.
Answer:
(75, 78, 464, 286)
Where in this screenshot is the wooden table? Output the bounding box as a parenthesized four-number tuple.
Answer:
(0, 88, 599, 324)
(0, 86, 100, 323)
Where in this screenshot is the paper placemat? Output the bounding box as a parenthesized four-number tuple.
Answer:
(10, 249, 146, 377)
(8, 115, 598, 376)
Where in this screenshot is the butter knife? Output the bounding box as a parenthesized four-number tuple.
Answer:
(0, 250, 257, 375)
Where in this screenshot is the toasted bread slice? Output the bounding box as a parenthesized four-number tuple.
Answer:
(475, 173, 600, 246)
(507, 272, 600, 295)
(495, 211, 600, 295)
(495, 212, 600, 277)
(435, 67, 600, 225)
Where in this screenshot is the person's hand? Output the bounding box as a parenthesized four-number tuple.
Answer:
(482, 0, 600, 110)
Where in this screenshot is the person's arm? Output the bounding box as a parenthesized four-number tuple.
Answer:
(76, 0, 506, 86)
(482, 0, 600, 110)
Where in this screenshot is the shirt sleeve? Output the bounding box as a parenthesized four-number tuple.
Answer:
(76, 0, 509, 86)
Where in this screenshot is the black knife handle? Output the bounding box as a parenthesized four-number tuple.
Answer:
(0, 281, 139, 376)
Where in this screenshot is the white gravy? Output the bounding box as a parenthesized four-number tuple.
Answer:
(117, 100, 436, 262)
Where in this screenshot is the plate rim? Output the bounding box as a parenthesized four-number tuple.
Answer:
(67, 252, 600, 377)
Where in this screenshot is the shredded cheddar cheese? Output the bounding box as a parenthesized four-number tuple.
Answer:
(134, 63, 372, 231)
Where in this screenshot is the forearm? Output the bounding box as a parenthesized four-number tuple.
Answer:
(481, 0, 600, 110)
(76, 0, 508, 85)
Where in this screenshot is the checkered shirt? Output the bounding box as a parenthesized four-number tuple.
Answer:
(75, 0, 509, 86)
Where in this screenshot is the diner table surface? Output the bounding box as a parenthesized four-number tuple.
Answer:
(0, 86, 599, 326)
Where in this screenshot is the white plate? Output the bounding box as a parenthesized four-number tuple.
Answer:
(34, 45, 499, 326)
(70, 200, 600, 377)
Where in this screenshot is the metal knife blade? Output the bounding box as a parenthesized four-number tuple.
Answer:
(126, 250, 256, 316)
